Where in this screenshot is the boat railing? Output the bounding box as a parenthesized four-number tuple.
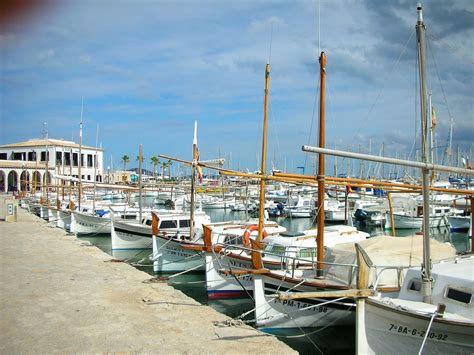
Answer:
(371, 264, 412, 290)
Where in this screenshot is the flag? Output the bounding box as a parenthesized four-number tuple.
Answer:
(431, 106, 437, 128)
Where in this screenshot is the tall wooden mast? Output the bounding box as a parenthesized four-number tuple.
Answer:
(189, 121, 198, 240)
(316, 52, 326, 277)
(257, 64, 271, 242)
(78, 98, 84, 210)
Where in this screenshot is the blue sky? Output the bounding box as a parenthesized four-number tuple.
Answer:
(1, 0, 472, 175)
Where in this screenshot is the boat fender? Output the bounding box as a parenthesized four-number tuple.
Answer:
(242, 225, 267, 249)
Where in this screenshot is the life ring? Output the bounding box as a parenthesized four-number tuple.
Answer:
(242, 224, 268, 249)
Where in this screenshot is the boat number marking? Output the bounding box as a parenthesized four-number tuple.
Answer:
(276, 299, 328, 313)
(388, 324, 448, 341)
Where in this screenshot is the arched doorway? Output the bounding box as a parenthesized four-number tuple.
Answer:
(32, 171, 42, 191)
(7, 170, 18, 192)
(20, 170, 30, 191)
(0, 171, 5, 192)
(43, 171, 52, 185)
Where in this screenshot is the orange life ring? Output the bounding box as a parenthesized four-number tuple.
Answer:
(242, 224, 268, 249)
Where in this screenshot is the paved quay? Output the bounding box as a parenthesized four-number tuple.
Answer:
(0, 203, 296, 354)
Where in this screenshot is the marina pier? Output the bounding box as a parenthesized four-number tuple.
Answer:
(0, 195, 295, 354)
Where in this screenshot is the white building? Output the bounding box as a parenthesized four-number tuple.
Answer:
(0, 138, 104, 192)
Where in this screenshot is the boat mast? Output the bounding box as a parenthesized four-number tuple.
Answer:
(189, 121, 198, 239)
(316, 52, 326, 277)
(78, 98, 84, 210)
(257, 64, 270, 242)
(138, 144, 143, 223)
(92, 125, 99, 213)
(416, 3, 432, 303)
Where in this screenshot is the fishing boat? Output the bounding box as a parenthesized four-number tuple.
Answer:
(110, 209, 210, 250)
(448, 215, 471, 232)
(287, 195, 315, 218)
(204, 224, 368, 299)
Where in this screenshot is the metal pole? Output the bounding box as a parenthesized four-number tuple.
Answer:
(416, 3, 432, 304)
(190, 121, 198, 240)
(316, 52, 326, 277)
(301, 146, 474, 176)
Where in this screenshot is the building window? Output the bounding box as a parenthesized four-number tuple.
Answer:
(56, 152, 62, 165)
(87, 154, 93, 168)
(73, 153, 78, 167)
(40, 151, 49, 161)
(0, 153, 7, 160)
(13, 152, 24, 160)
(87, 175, 91, 181)
(28, 152, 36, 161)
(64, 152, 71, 166)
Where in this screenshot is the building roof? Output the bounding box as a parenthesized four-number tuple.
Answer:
(0, 138, 103, 151)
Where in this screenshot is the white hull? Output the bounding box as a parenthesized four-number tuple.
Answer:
(324, 210, 346, 222)
(253, 274, 354, 329)
(72, 211, 111, 235)
(57, 209, 71, 231)
(385, 213, 449, 229)
(152, 235, 205, 273)
(111, 220, 152, 250)
(287, 209, 313, 218)
(364, 298, 474, 354)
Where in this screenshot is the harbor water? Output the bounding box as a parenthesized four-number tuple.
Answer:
(80, 197, 471, 355)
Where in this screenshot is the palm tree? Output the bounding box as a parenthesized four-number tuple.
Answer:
(150, 156, 160, 179)
(159, 159, 173, 180)
(121, 155, 130, 171)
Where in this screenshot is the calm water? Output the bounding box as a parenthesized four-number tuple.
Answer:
(80, 198, 471, 354)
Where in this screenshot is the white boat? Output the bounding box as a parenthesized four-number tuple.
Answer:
(205, 224, 368, 299)
(253, 235, 457, 330)
(363, 256, 474, 354)
(287, 196, 315, 218)
(111, 209, 210, 250)
(71, 204, 139, 235)
(385, 204, 459, 229)
(324, 200, 347, 222)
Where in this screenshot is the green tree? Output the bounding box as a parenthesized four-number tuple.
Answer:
(159, 159, 172, 179)
(150, 156, 160, 179)
(121, 155, 130, 171)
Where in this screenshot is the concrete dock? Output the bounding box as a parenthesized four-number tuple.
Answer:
(0, 202, 296, 354)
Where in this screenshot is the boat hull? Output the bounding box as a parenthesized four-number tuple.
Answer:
(253, 274, 354, 329)
(152, 235, 205, 273)
(72, 211, 111, 235)
(385, 213, 449, 229)
(111, 220, 152, 250)
(364, 298, 474, 354)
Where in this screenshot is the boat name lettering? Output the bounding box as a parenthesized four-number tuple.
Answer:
(388, 324, 448, 341)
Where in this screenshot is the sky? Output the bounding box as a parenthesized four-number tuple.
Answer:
(1, 0, 473, 176)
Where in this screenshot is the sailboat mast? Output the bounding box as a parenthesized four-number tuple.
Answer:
(189, 121, 198, 239)
(257, 64, 271, 242)
(416, 3, 432, 303)
(138, 144, 143, 223)
(316, 52, 326, 277)
(78, 99, 84, 210)
(92, 125, 99, 213)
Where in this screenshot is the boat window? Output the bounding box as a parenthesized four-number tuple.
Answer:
(224, 235, 241, 245)
(298, 248, 315, 258)
(160, 220, 178, 229)
(407, 278, 422, 292)
(145, 219, 152, 226)
(445, 287, 472, 304)
(179, 220, 190, 228)
(122, 214, 136, 220)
